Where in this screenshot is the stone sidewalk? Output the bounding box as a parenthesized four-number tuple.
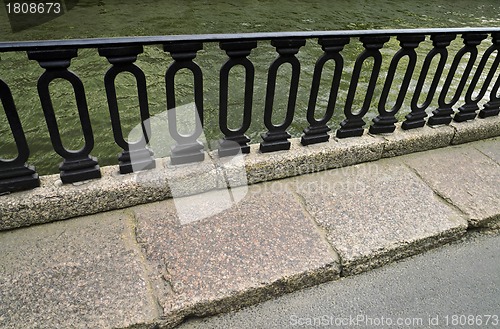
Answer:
(0, 137, 499, 329)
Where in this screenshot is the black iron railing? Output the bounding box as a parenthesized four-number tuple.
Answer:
(1, 27, 500, 193)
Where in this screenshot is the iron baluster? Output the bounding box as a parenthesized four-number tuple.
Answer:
(260, 38, 306, 153)
(336, 35, 390, 138)
(370, 34, 425, 134)
(453, 34, 488, 122)
(455, 33, 499, 121)
(218, 40, 257, 157)
(428, 33, 487, 125)
(479, 32, 500, 118)
(99, 46, 155, 174)
(0, 78, 40, 193)
(28, 49, 101, 184)
(163, 42, 204, 165)
(301, 37, 349, 145)
(403, 34, 456, 129)
(481, 76, 500, 118)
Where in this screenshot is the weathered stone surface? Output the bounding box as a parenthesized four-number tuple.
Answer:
(163, 154, 219, 196)
(404, 144, 500, 227)
(225, 134, 385, 185)
(450, 115, 500, 145)
(133, 182, 340, 320)
(2, 116, 499, 233)
(379, 123, 455, 158)
(474, 136, 500, 165)
(2, 138, 500, 328)
(0, 211, 159, 329)
(291, 160, 468, 275)
(0, 156, 219, 231)
(470, 137, 500, 234)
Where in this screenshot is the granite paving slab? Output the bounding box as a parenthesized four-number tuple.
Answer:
(474, 136, 500, 165)
(290, 160, 468, 275)
(132, 183, 340, 325)
(0, 211, 159, 329)
(403, 143, 500, 227)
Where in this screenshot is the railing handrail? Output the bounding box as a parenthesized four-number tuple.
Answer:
(1, 27, 500, 51)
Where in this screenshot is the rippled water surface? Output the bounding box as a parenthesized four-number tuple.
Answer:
(1, 0, 500, 174)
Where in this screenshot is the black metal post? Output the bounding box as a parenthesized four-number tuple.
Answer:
(455, 33, 499, 121)
(99, 46, 155, 174)
(370, 34, 424, 134)
(452, 33, 489, 122)
(301, 37, 349, 145)
(428, 33, 487, 125)
(28, 49, 101, 183)
(336, 35, 390, 138)
(260, 38, 305, 153)
(164, 42, 205, 165)
(218, 40, 257, 157)
(479, 32, 500, 118)
(0, 78, 40, 193)
(402, 34, 456, 129)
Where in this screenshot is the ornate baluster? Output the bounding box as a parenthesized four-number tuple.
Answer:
(480, 82, 500, 118)
(163, 42, 204, 165)
(336, 35, 390, 138)
(98, 46, 155, 174)
(28, 49, 101, 183)
(260, 39, 305, 153)
(403, 34, 456, 129)
(0, 78, 40, 193)
(479, 32, 500, 118)
(370, 34, 425, 134)
(455, 33, 498, 121)
(428, 33, 487, 125)
(218, 40, 257, 157)
(301, 37, 349, 145)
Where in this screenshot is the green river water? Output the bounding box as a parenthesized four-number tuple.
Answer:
(1, 0, 500, 174)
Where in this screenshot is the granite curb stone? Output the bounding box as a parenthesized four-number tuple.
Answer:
(211, 133, 385, 187)
(378, 123, 455, 158)
(2, 117, 500, 231)
(450, 115, 500, 145)
(0, 157, 216, 231)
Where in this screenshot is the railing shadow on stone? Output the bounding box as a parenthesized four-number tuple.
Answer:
(1, 27, 500, 193)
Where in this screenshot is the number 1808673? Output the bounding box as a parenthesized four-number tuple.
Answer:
(5, 2, 62, 14)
